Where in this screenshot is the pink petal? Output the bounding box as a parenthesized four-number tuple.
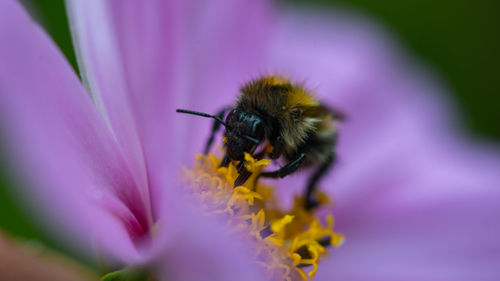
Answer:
(0, 0, 147, 262)
(318, 147, 500, 281)
(266, 8, 500, 280)
(177, 0, 275, 155)
(152, 187, 267, 281)
(66, 1, 274, 191)
(66, 1, 155, 222)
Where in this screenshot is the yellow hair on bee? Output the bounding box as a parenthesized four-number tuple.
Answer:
(237, 75, 332, 152)
(257, 75, 318, 108)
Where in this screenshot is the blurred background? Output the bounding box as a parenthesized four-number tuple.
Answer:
(1, 0, 499, 270)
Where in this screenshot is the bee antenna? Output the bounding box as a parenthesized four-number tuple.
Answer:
(176, 108, 260, 144)
(176, 109, 228, 127)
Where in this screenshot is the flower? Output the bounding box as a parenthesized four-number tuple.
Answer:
(1, 1, 500, 281)
(182, 152, 344, 280)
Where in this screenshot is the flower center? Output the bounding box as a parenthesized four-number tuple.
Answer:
(182, 153, 343, 281)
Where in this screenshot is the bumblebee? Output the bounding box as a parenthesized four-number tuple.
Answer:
(177, 75, 344, 210)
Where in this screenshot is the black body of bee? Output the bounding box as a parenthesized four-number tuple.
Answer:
(177, 75, 344, 210)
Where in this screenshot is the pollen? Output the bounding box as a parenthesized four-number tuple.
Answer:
(182, 153, 343, 281)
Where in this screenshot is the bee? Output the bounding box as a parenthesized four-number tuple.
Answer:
(177, 75, 344, 210)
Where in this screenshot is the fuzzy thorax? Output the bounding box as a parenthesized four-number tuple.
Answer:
(182, 153, 343, 281)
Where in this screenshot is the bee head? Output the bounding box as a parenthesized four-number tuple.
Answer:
(225, 109, 265, 161)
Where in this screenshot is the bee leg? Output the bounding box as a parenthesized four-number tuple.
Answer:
(259, 153, 306, 179)
(204, 106, 231, 154)
(234, 161, 252, 187)
(304, 153, 335, 210)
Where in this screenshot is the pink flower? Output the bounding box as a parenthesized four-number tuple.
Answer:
(0, 0, 499, 280)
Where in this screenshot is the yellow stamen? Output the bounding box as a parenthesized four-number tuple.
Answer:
(182, 153, 343, 281)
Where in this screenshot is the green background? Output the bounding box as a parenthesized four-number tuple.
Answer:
(1, 0, 499, 266)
